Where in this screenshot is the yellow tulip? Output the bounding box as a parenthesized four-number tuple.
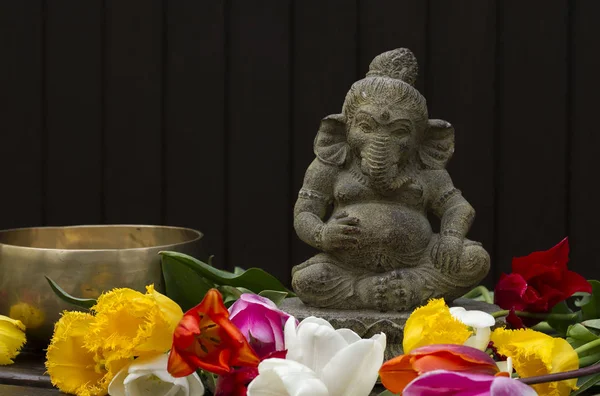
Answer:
(9, 302, 45, 329)
(84, 285, 183, 361)
(0, 315, 26, 365)
(491, 327, 578, 396)
(403, 298, 471, 353)
(46, 311, 118, 395)
(45, 285, 183, 395)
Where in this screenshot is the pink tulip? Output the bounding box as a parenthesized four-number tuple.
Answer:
(229, 294, 291, 358)
(403, 370, 538, 396)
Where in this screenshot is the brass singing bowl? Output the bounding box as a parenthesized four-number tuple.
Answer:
(0, 225, 202, 347)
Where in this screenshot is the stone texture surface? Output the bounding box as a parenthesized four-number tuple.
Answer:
(280, 297, 502, 360)
(291, 48, 491, 313)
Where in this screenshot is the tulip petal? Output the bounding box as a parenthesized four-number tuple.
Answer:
(489, 376, 537, 396)
(293, 320, 350, 375)
(284, 316, 300, 361)
(127, 353, 171, 373)
(321, 333, 385, 396)
(296, 316, 334, 330)
(334, 328, 361, 345)
(494, 273, 528, 311)
(495, 357, 513, 376)
(265, 310, 285, 350)
(403, 370, 537, 396)
(197, 289, 230, 318)
(0, 315, 26, 365)
(411, 344, 498, 370)
(450, 307, 496, 328)
(125, 373, 183, 396)
(234, 294, 279, 313)
(464, 327, 491, 351)
(247, 358, 329, 396)
(146, 285, 184, 327)
(188, 373, 205, 396)
(167, 347, 197, 378)
(403, 299, 471, 353)
(107, 365, 129, 396)
(512, 237, 569, 278)
(561, 270, 593, 297)
(403, 370, 493, 395)
(379, 354, 419, 394)
(231, 308, 277, 345)
(228, 299, 250, 319)
(491, 327, 578, 395)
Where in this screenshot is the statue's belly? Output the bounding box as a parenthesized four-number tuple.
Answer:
(330, 203, 432, 270)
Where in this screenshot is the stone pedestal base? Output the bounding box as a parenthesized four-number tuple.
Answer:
(279, 297, 501, 360)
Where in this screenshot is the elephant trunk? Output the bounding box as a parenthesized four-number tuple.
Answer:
(363, 135, 399, 194)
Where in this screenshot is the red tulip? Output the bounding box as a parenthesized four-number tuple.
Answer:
(167, 289, 260, 377)
(379, 344, 501, 394)
(215, 350, 287, 396)
(494, 237, 591, 328)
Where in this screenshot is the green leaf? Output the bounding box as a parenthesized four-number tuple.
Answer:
(160, 251, 295, 296)
(583, 320, 600, 330)
(218, 285, 244, 307)
(572, 372, 600, 395)
(198, 370, 216, 395)
(234, 267, 246, 275)
(161, 257, 215, 311)
(259, 290, 288, 306)
(377, 391, 399, 396)
(568, 324, 599, 342)
(567, 337, 589, 350)
(581, 280, 600, 320)
(548, 301, 581, 337)
(45, 276, 96, 309)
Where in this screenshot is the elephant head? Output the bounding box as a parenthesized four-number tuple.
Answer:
(313, 48, 455, 194)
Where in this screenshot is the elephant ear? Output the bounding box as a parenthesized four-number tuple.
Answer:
(418, 119, 455, 170)
(313, 114, 348, 167)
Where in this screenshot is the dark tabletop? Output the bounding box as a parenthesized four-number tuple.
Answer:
(0, 351, 61, 395)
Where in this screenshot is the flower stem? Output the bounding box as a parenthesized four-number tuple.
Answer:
(462, 286, 493, 304)
(518, 362, 600, 386)
(530, 321, 555, 334)
(575, 339, 600, 356)
(491, 310, 578, 321)
(579, 352, 600, 367)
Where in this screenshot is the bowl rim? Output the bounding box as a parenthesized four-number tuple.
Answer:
(0, 224, 204, 252)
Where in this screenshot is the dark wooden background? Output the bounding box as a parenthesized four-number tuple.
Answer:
(1, 0, 598, 288)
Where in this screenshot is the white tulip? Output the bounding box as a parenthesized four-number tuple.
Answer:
(449, 306, 496, 351)
(108, 353, 204, 396)
(247, 316, 386, 396)
(496, 356, 513, 376)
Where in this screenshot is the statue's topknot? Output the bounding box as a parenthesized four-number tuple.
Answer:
(366, 48, 418, 86)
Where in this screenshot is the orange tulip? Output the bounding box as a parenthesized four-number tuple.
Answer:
(167, 289, 260, 377)
(379, 344, 500, 394)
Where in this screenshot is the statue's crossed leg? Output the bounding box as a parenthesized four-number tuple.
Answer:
(291, 239, 490, 312)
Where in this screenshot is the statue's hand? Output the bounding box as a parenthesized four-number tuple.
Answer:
(432, 235, 463, 273)
(319, 211, 361, 250)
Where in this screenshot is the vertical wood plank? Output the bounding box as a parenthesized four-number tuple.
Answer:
(165, 1, 226, 266)
(45, 0, 103, 226)
(495, 1, 569, 278)
(0, 2, 44, 229)
(358, 0, 428, 93)
(228, 0, 291, 282)
(570, 0, 600, 279)
(104, 0, 163, 224)
(291, 0, 358, 269)
(428, 0, 496, 286)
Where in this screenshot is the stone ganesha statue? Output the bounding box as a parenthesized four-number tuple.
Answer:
(292, 48, 490, 312)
